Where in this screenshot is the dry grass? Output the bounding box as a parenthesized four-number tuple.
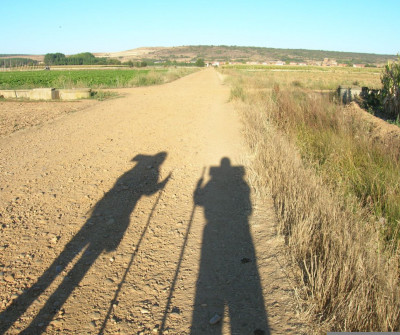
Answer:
(129, 68, 199, 87)
(222, 67, 382, 90)
(227, 69, 400, 332)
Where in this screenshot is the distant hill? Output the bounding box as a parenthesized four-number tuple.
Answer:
(2, 46, 397, 66)
(94, 45, 398, 65)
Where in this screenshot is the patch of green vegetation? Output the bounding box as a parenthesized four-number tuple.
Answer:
(0, 68, 199, 90)
(44, 52, 121, 66)
(0, 69, 157, 89)
(90, 90, 119, 101)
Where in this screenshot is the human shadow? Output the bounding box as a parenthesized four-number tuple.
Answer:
(191, 158, 270, 335)
(0, 152, 170, 334)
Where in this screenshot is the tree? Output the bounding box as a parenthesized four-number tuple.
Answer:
(195, 58, 205, 67)
(44, 53, 66, 65)
(381, 57, 400, 119)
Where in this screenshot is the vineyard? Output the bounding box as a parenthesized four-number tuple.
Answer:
(0, 68, 185, 89)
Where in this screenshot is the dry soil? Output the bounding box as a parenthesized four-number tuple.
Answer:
(0, 69, 306, 334)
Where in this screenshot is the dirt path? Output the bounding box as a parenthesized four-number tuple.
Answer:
(0, 69, 306, 334)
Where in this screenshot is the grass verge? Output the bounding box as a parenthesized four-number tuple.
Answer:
(226, 69, 400, 332)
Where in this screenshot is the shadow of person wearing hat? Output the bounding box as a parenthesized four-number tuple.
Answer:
(0, 152, 170, 334)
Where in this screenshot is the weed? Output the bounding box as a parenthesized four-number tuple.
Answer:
(291, 80, 303, 87)
(229, 85, 246, 101)
(387, 115, 400, 127)
(90, 91, 119, 101)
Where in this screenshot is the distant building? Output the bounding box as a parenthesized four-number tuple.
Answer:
(275, 61, 285, 66)
(322, 58, 337, 66)
(353, 64, 365, 68)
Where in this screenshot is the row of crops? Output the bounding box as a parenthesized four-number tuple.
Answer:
(0, 69, 162, 89)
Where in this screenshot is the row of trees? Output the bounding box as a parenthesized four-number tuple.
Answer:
(44, 53, 206, 68)
(0, 58, 38, 68)
(43, 52, 121, 66)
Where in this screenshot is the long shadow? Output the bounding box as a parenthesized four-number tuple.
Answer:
(190, 158, 270, 335)
(0, 152, 170, 334)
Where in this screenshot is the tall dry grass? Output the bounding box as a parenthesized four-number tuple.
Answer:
(270, 88, 400, 237)
(228, 70, 400, 332)
(129, 68, 199, 87)
(223, 67, 382, 90)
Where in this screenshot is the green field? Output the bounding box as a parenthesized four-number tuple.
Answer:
(0, 68, 197, 89)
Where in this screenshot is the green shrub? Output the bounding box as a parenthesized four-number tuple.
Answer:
(381, 58, 400, 119)
(195, 58, 205, 67)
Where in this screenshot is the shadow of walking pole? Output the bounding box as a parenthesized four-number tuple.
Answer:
(0, 152, 170, 335)
(159, 167, 206, 334)
(99, 189, 165, 334)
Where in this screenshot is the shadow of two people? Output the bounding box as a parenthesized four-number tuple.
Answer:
(0, 155, 269, 335)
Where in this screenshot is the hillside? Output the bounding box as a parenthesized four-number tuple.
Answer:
(2, 46, 397, 66)
(94, 45, 397, 65)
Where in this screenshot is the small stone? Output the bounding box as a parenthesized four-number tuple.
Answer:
(140, 308, 149, 314)
(50, 320, 62, 328)
(4, 274, 14, 283)
(209, 313, 221, 325)
(92, 311, 101, 320)
(241, 257, 252, 264)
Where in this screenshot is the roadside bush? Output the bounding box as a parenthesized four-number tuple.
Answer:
(381, 58, 400, 119)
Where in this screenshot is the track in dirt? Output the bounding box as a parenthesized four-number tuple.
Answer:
(0, 69, 305, 334)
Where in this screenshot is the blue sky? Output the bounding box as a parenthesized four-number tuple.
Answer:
(1, 0, 399, 55)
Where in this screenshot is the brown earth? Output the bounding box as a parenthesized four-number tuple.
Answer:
(0, 100, 98, 138)
(346, 102, 400, 150)
(0, 69, 307, 334)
